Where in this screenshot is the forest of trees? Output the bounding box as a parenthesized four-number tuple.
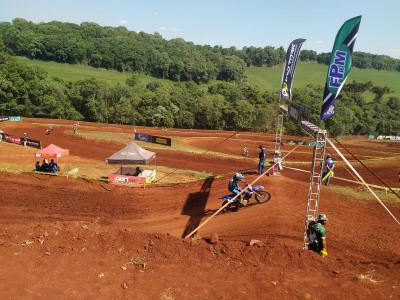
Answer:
(1, 18, 400, 84)
(1, 53, 399, 136)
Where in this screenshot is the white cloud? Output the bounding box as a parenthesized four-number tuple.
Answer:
(118, 20, 128, 25)
(158, 26, 179, 32)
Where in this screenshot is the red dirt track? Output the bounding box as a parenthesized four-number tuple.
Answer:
(0, 118, 400, 299)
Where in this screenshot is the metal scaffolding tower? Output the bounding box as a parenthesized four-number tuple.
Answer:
(300, 121, 327, 249)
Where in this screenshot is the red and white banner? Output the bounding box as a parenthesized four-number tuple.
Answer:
(108, 174, 145, 186)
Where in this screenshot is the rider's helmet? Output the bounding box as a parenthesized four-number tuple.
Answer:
(318, 214, 328, 223)
(326, 154, 332, 159)
(235, 172, 244, 180)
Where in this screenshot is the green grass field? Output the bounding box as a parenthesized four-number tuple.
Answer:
(245, 62, 400, 97)
(15, 56, 400, 97)
(15, 56, 168, 86)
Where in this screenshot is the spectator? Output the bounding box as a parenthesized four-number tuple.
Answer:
(35, 161, 41, 171)
(258, 145, 267, 175)
(40, 159, 50, 172)
(22, 132, 28, 147)
(49, 159, 59, 173)
(242, 146, 249, 157)
(134, 166, 143, 176)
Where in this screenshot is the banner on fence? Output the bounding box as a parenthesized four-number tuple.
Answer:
(134, 132, 172, 146)
(9, 116, 22, 122)
(22, 138, 41, 149)
(377, 135, 400, 141)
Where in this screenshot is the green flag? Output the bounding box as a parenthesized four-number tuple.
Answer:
(321, 16, 362, 120)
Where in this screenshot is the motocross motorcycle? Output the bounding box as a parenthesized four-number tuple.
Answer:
(219, 184, 271, 212)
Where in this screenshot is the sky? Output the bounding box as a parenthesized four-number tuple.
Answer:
(1, 0, 399, 58)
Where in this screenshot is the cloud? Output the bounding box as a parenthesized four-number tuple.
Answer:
(118, 20, 128, 25)
(388, 48, 400, 52)
(157, 26, 179, 32)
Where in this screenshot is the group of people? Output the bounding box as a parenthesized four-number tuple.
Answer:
(35, 158, 60, 173)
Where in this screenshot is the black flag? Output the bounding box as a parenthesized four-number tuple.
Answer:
(280, 38, 306, 101)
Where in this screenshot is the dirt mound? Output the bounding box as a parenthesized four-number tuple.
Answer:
(0, 171, 399, 299)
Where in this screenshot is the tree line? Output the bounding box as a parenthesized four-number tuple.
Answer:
(0, 18, 245, 83)
(1, 18, 399, 84)
(1, 53, 399, 136)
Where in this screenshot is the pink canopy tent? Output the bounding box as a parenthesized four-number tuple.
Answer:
(35, 144, 69, 158)
(34, 144, 70, 175)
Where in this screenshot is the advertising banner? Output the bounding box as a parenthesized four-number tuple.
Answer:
(134, 132, 172, 146)
(377, 135, 400, 141)
(22, 138, 41, 149)
(152, 135, 172, 146)
(0, 116, 9, 122)
(10, 137, 21, 145)
(9, 116, 22, 122)
(280, 38, 306, 100)
(134, 132, 153, 143)
(108, 173, 146, 186)
(288, 102, 310, 124)
(321, 16, 362, 120)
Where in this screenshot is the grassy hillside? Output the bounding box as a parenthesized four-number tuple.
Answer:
(15, 56, 400, 98)
(246, 62, 400, 97)
(15, 56, 168, 86)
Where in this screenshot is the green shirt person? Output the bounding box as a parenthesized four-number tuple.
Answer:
(307, 214, 328, 257)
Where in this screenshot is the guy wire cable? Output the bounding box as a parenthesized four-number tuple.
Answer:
(333, 137, 400, 201)
(325, 149, 363, 185)
(153, 131, 239, 184)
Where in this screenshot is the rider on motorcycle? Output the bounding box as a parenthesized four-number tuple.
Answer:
(228, 172, 250, 205)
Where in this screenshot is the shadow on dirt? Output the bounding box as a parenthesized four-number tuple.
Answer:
(181, 176, 214, 238)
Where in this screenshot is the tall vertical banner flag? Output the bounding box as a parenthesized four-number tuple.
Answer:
(280, 38, 306, 101)
(320, 16, 362, 120)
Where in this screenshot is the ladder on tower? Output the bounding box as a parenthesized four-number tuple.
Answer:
(273, 105, 288, 175)
(301, 121, 327, 249)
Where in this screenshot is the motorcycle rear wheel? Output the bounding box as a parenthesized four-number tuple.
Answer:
(222, 200, 238, 212)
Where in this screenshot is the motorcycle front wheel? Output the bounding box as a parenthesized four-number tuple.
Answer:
(255, 190, 271, 203)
